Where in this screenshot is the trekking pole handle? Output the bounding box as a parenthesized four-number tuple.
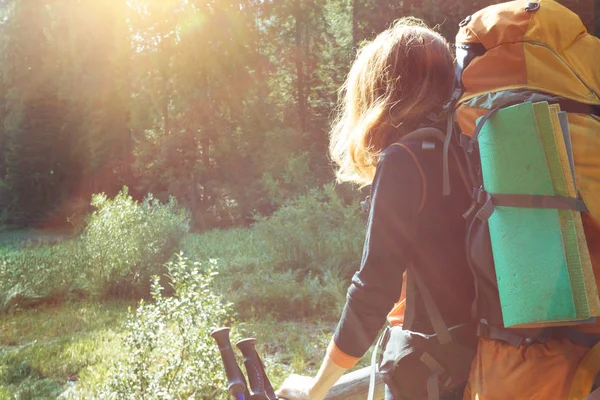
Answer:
(236, 338, 278, 400)
(210, 327, 250, 399)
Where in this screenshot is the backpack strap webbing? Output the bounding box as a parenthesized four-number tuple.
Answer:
(476, 323, 542, 347)
(410, 264, 477, 400)
(487, 193, 588, 212)
(460, 98, 600, 153)
(400, 126, 473, 196)
(471, 190, 589, 223)
(409, 263, 453, 345)
(368, 326, 387, 400)
(557, 100, 600, 117)
(478, 323, 600, 349)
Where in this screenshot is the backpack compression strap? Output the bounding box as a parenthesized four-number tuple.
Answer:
(471, 189, 588, 223)
(460, 99, 589, 220)
(460, 97, 600, 154)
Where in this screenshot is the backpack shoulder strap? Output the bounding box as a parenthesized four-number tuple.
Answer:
(408, 263, 453, 345)
(399, 126, 473, 196)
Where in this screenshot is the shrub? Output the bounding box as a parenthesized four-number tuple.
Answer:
(81, 187, 190, 298)
(230, 266, 347, 321)
(181, 228, 269, 269)
(180, 185, 364, 321)
(102, 254, 231, 399)
(0, 239, 85, 311)
(254, 183, 365, 278)
(0, 187, 190, 310)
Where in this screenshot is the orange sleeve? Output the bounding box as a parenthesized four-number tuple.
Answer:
(326, 338, 361, 369)
(387, 271, 407, 326)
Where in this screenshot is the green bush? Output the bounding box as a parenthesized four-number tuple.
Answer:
(181, 228, 269, 269)
(178, 184, 364, 321)
(230, 266, 347, 321)
(254, 183, 365, 278)
(102, 254, 231, 400)
(0, 187, 190, 310)
(0, 239, 85, 310)
(82, 188, 190, 298)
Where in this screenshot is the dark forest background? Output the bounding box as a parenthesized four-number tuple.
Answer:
(0, 0, 596, 231)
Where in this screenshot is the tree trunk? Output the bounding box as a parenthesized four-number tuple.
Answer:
(254, 4, 267, 103)
(294, 4, 306, 133)
(189, 168, 198, 229)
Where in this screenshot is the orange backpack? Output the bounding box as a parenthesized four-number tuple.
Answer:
(447, 1, 600, 399)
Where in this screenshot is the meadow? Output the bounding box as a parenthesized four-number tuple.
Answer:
(0, 185, 370, 399)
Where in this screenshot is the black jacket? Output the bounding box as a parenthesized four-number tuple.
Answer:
(333, 138, 475, 359)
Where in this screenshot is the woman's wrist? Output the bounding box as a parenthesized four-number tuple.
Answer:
(307, 381, 327, 400)
(307, 354, 349, 400)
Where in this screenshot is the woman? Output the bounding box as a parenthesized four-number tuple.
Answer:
(275, 17, 474, 400)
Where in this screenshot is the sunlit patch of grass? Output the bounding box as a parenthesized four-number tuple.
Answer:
(0, 301, 132, 399)
(183, 229, 349, 322)
(181, 228, 270, 268)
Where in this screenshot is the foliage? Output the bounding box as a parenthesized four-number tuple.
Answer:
(0, 301, 342, 400)
(0, 188, 189, 310)
(82, 187, 190, 298)
(0, 1, 132, 228)
(0, 301, 130, 400)
(254, 183, 365, 278)
(0, 0, 594, 229)
(102, 254, 231, 400)
(181, 184, 364, 321)
(0, 239, 86, 311)
(229, 265, 347, 321)
(181, 227, 269, 269)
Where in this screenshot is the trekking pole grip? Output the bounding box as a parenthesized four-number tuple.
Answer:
(210, 327, 250, 399)
(236, 338, 278, 400)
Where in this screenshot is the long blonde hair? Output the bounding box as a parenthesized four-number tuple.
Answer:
(330, 17, 454, 186)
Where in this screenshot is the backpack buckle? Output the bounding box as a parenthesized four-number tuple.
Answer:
(459, 134, 477, 153)
(360, 196, 371, 214)
(443, 88, 463, 112)
(472, 187, 488, 204)
(477, 320, 534, 347)
(525, 2, 540, 12)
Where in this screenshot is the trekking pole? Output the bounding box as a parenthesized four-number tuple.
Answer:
(210, 327, 251, 400)
(236, 338, 278, 400)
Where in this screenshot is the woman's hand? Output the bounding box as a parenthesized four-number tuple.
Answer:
(276, 348, 348, 400)
(275, 374, 316, 400)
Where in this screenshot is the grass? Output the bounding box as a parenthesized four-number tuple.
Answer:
(0, 191, 366, 398)
(0, 303, 353, 399)
(0, 229, 71, 248)
(181, 227, 270, 267)
(0, 301, 132, 399)
(182, 231, 349, 322)
(180, 225, 371, 389)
